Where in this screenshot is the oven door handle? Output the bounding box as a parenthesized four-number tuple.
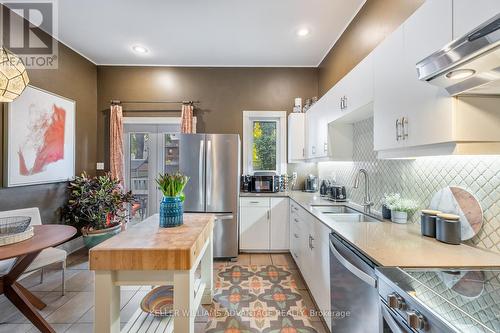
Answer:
(381, 305, 406, 333)
(329, 240, 377, 288)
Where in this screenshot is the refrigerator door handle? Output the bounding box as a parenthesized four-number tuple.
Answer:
(199, 139, 205, 206)
(206, 139, 213, 207)
(329, 239, 377, 288)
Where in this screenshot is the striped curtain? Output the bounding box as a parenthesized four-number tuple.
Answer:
(110, 104, 124, 184)
(180, 103, 194, 133)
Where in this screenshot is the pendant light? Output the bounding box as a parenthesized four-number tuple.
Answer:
(0, 47, 29, 102)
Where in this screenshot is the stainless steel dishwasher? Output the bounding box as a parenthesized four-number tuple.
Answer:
(329, 232, 379, 332)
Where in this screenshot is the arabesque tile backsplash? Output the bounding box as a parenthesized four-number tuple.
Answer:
(317, 117, 500, 254)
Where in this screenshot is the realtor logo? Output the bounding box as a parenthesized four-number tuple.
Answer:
(1, 0, 58, 68)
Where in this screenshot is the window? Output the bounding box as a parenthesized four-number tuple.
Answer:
(243, 111, 287, 175)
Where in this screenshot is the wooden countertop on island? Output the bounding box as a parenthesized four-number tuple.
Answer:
(89, 213, 215, 271)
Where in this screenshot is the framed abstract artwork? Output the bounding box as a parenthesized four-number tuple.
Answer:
(5, 85, 75, 187)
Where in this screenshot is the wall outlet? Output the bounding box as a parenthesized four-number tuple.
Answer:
(96, 162, 105, 170)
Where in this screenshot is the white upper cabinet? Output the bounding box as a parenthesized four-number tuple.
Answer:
(288, 113, 306, 162)
(453, 0, 500, 38)
(374, 0, 454, 152)
(373, 25, 406, 151)
(374, 0, 500, 158)
(402, 0, 454, 148)
(302, 53, 373, 161)
(336, 54, 374, 116)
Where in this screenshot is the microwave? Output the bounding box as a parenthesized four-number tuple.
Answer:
(249, 175, 280, 193)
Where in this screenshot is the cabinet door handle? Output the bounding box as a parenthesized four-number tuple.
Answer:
(310, 236, 315, 249)
(294, 218, 299, 223)
(249, 201, 260, 204)
(302, 148, 305, 157)
(343, 96, 347, 110)
(402, 117, 408, 140)
(340, 97, 343, 110)
(294, 233, 299, 238)
(267, 210, 270, 220)
(396, 118, 402, 141)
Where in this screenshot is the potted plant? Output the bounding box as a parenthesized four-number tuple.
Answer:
(386, 197, 418, 224)
(156, 172, 190, 228)
(381, 193, 401, 219)
(62, 172, 133, 248)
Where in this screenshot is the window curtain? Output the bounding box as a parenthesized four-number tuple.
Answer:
(180, 103, 194, 133)
(110, 104, 124, 185)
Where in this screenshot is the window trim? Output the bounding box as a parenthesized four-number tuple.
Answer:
(242, 111, 287, 175)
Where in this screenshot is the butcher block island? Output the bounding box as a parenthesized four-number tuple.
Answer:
(89, 213, 215, 333)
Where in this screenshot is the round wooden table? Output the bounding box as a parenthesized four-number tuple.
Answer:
(0, 225, 76, 333)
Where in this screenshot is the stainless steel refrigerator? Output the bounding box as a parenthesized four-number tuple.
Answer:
(179, 134, 240, 258)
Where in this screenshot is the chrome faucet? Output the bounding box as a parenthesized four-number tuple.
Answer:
(353, 169, 373, 214)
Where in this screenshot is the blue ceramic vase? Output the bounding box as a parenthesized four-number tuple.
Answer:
(159, 196, 184, 228)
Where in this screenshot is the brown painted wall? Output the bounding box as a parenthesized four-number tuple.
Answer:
(97, 66, 318, 166)
(0, 6, 97, 223)
(318, 0, 424, 95)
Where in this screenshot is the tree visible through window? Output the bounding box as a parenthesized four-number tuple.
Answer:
(252, 121, 277, 171)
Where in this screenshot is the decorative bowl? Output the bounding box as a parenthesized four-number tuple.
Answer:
(141, 286, 174, 316)
(0, 216, 31, 235)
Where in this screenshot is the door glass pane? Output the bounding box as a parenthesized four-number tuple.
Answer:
(129, 133, 149, 225)
(252, 121, 277, 171)
(164, 133, 180, 174)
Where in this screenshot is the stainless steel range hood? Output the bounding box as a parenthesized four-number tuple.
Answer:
(416, 13, 500, 96)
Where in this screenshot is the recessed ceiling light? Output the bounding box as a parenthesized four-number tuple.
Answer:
(132, 45, 149, 54)
(297, 28, 310, 37)
(446, 69, 475, 80)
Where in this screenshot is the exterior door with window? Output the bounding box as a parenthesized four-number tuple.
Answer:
(123, 122, 180, 224)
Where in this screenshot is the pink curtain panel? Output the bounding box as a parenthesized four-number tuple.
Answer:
(181, 103, 194, 133)
(110, 104, 124, 184)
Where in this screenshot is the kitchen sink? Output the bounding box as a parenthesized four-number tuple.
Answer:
(310, 205, 358, 214)
(312, 206, 380, 223)
(323, 213, 380, 223)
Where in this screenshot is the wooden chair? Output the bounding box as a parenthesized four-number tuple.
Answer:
(0, 208, 68, 295)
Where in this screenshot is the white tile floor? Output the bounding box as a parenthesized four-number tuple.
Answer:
(0, 250, 328, 333)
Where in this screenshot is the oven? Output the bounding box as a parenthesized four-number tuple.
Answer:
(250, 175, 279, 193)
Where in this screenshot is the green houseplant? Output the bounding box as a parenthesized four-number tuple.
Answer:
(386, 196, 418, 224)
(62, 172, 133, 248)
(156, 172, 190, 228)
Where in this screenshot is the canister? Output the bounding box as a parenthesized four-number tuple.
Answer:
(420, 209, 441, 237)
(436, 213, 461, 245)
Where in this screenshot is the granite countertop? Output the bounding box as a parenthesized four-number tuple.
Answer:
(241, 191, 500, 268)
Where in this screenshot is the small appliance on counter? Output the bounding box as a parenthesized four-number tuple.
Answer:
(240, 175, 252, 193)
(329, 185, 347, 202)
(303, 174, 318, 193)
(241, 175, 280, 193)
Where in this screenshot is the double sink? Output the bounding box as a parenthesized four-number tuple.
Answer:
(311, 205, 380, 223)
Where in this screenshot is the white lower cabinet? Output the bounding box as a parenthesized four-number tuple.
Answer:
(270, 197, 290, 251)
(289, 200, 332, 331)
(239, 197, 289, 251)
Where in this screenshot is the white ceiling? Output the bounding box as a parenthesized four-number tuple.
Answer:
(30, 0, 366, 66)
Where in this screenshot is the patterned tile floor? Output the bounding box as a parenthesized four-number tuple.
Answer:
(0, 250, 329, 333)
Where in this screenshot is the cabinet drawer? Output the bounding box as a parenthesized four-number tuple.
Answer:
(240, 197, 270, 207)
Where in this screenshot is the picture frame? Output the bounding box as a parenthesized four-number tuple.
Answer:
(4, 85, 76, 187)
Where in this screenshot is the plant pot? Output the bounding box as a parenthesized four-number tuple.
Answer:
(81, 223, 122, 248)
(382, 205, 392, 219)
(159, 196, 184, 228)
(391, 210, 408, 224)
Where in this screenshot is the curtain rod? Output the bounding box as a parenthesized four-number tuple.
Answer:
(110, 100, 200, 105)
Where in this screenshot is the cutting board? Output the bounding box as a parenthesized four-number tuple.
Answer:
(429, 186, 483, 241)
